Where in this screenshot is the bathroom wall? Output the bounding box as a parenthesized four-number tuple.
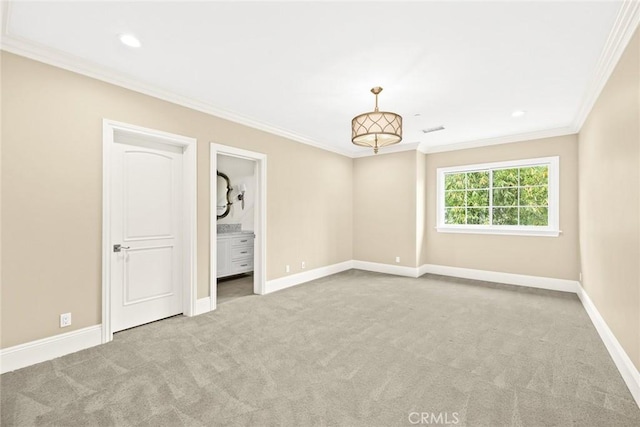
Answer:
(216, 154, 256, 231)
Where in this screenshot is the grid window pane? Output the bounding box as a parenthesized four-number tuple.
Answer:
(493, 188, 518, 206)
(520, 207, 548, 226)
(442, 163, 550, 228)
(493, 168, 518, 187)
(445, 173, 466, 190)
(519, 166, 548, 186)
(445, 208, 466, 224)
(467, 171, 489, 189)
(445, 191, 465, 207)
(492, 207, 518, 225)
(467, 190, 489, 207)
(468, 208, 489, 225)
(519, 186, 548, 206)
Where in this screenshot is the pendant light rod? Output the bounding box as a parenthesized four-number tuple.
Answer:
(371, 86, 382, 112)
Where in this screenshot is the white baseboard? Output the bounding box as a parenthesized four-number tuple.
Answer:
(417, 263, 638, 408)
(577, 285, 640, 407)
(1, 297, 212, 374)
(2, 264, 637, 410)
(0, 325, 102, 374)
(419, 263, 580, 293)
(265, 260, 353, 294)
(353, 260, 419, 278)
(195, 297, 212, 315)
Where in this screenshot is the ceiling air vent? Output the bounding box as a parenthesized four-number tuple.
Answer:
(422, 126, 445, 134)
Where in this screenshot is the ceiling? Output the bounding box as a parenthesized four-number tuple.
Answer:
(1, 1, 629, 156)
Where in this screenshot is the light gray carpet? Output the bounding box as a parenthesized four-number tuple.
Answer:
(217, 275, 254, 305)
(1, 270, 639, 426)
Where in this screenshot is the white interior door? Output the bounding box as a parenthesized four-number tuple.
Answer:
(110, 138, 184, 332)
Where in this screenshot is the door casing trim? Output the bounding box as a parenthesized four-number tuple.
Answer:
(210, 143, 267, 309)
(102, 119, 197, 343)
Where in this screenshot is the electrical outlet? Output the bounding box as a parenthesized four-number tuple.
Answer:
(301, 261, 306, 269)
(395, 256, 400, 263)
(579, 272, 583, 282)
(60, 313, 72, 328)
(285, 265, 290, 273)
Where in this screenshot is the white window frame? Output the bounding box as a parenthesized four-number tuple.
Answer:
(436, 156, 560, 237)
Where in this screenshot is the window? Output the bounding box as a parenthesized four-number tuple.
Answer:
(436, 157, 559, 236)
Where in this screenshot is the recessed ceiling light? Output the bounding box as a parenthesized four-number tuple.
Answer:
(511, 110, 526, 118)
(119, 33, 141, 48)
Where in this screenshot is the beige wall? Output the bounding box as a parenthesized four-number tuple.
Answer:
(353, 150, 418, 267)
(0, 52, 353, 348)
(2, 27, 638, 374)
(424, 135, 580, 280)
(578, 28, 640, 370)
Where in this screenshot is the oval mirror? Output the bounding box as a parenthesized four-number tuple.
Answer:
(216, 171, 233, 219)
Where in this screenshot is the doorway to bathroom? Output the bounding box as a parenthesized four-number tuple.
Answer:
(210, 144, 266, 310)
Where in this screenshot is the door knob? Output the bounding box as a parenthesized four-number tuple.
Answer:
(113, 244, 131, 253)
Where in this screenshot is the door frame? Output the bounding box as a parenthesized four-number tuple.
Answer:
(210, 143, 267, 309)
(102, 119, 197, 343)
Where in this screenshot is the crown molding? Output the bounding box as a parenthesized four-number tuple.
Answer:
(0, 31, 414, 160)
(351, 141, 421, 158)
(0, 2, 353, 158)
(421, 126, 576, 154)
(0, 37, 352, 158)
(2, 0, 636, 159)
(572, 0, 640, 132)
(0, 34, 578, 160)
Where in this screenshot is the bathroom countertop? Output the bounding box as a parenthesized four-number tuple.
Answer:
(217, 224, 254, 238)
(216, 231, 255, 237)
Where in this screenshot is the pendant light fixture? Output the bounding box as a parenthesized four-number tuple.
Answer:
(351, 87, 402, 154)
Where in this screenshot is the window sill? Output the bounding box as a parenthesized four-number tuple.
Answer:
(435, 227, 561, 237)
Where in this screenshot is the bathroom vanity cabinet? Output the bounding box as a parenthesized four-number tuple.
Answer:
(216, 231, 254, 278)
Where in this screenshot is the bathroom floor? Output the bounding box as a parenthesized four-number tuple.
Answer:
(217, 273, 254, 304)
